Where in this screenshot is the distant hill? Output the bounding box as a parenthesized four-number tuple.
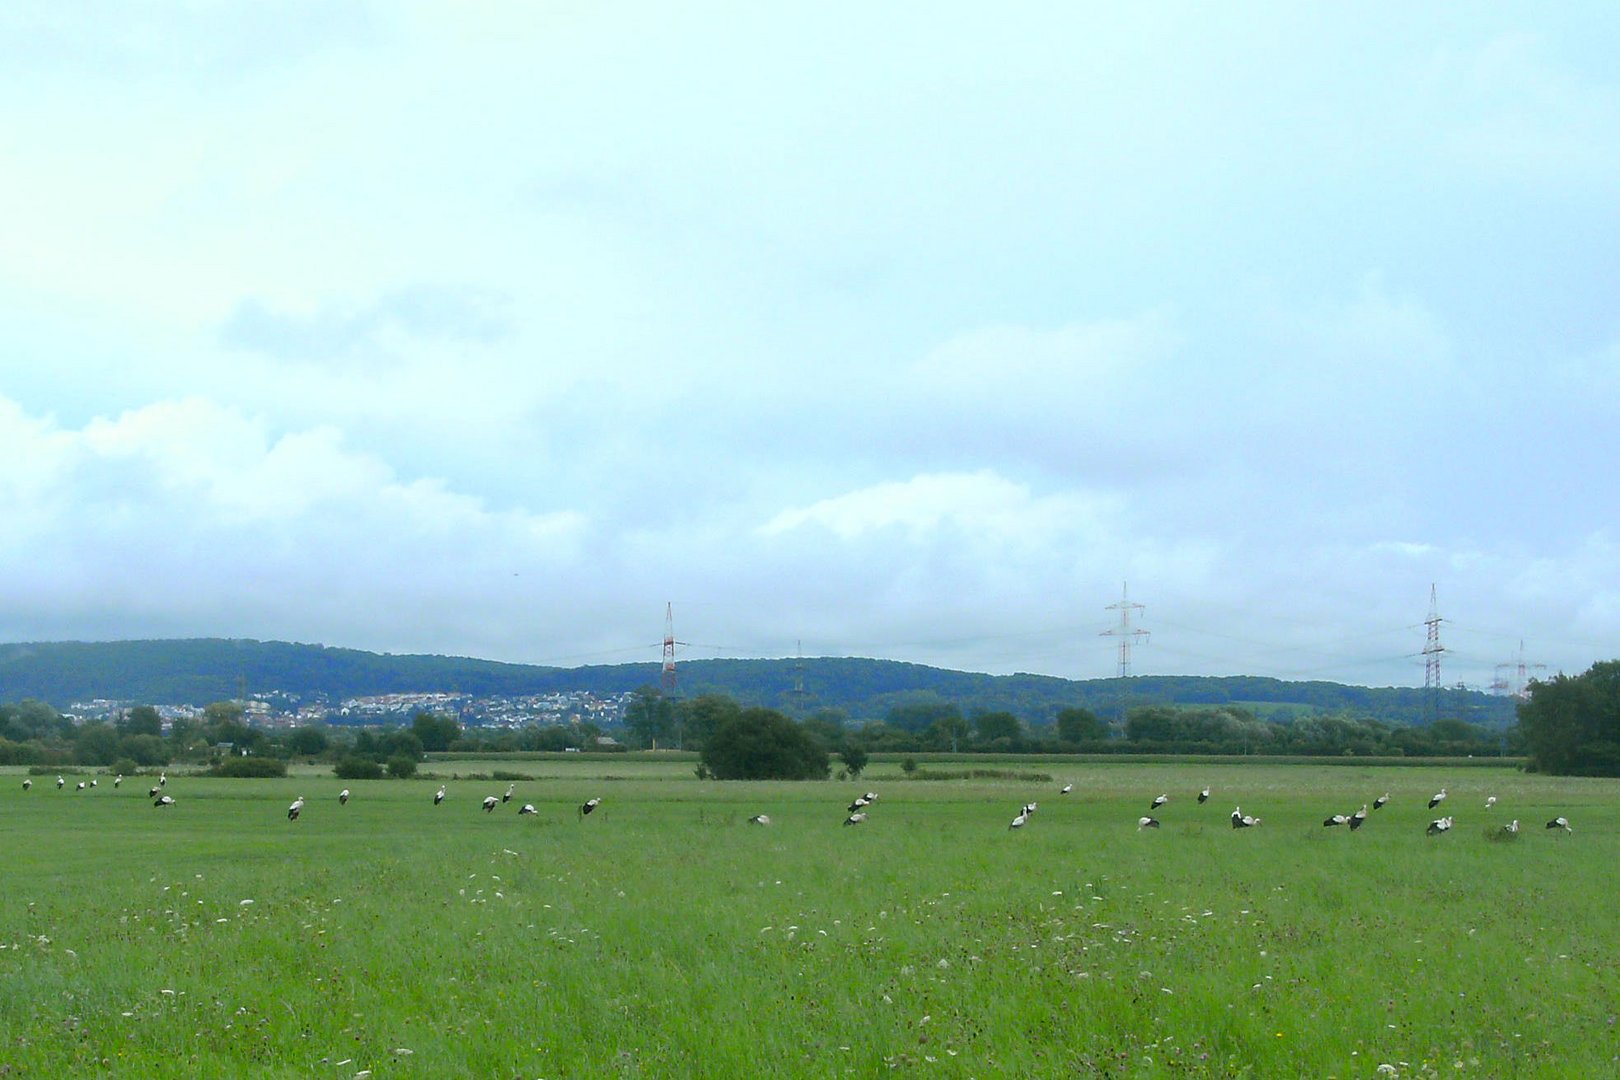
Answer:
(0, 638, 1518, 728)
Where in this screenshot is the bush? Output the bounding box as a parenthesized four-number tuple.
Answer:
(386, 754, 418, 779)
(210, 756, 288, 778)
(901, 757, 919, 774)
(110, 758, 141, 778)
(334, 756, 385, 780)
(700, 708, 829, 781)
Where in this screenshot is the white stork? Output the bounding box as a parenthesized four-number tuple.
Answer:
(159, 772, 167, 788)
(848, 796, 871, 813)
(502, 783, 514, 804)
(518, 803, 537, 815)
(1138, 816, 1160, 830)
(1349, 805, 1368, 831)
(1022, 801, 1039, 817)
(1197, 787, 1210, 804)
(1426, 815, 1453, 836)
(747, 813, 771, 826)
(1009, 811, 1028, 830)
(56, 775, 65, 789)
(1151, 794, 1169, 811)
(1373, 793, 1389, 810)
(114, 775, 122, 787)
(843, 811, 867, 826)
(1428, 788, 1447, 810)
(580, 797, 602, 817)
(287, 796, 305, 821)
(1502, 819, 1520, 835)
(1231, 807, 1261, 828)
(1060, 783, 1073, 795)
(434, 786, 446, 806)
(1546, 816, 1572, 832)
(90, 779, 98, 788)
(1485, 795, 1497, 809)
(339, 789, 350, 805)
(482, 795, 499, 813)
(21, 778, 30, 790)
(76, 781, 86, 791)
(154, 794, 175, 807)
(1323, 813, 1350, 827)
(149, 786, 161, 799)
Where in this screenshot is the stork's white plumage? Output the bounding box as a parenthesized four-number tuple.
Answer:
(1546, 816, 1572, 832)
(580, 797, 602, 816)
(1426, 815, 1453, 835)
(76, 781, 86, 791)
(502, 783, 514, 804)
(1349, 805, 1368, 830)
(339, 789, 350, 805)
(1323, 813, 1350, 827)
(747, 813, 771, 825)
(1138, 816, 1160, 830)
(1503, 819, 1520, 835)
(22, 778, 30, 790)
(1009, 812, 1028, 830)
(1060, 783, 1073, 795)
(154, 795, 175, 807)
(1485, 795, 1497, 809)
(518, 803, 537, 815)
(159, 773, 167, 787)
(848, 796, 871, 813)
(149, 786, 160, 799)
(1022, 801, 1038, 817)
(114, 775, 122, 787)
(1231, 807, 1261, 828)
(56, 775, 64, 789)
(90, 779, 98, 787)
(1373, 793, 1389, 809)
(482, 795, 499, 813)
(1198, 787, 1210, 803)
(1151, 794, 1169, 810)
(843, 811, 867, 826)
(434, 786, 446, 805)
(287, 796, 305, 821)
(1428, 788, 1447, 810)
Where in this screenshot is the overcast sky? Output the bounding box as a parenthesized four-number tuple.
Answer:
(2, 3, 1616, 691)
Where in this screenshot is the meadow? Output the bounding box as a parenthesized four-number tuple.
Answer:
(1, 759, 1614, 1078)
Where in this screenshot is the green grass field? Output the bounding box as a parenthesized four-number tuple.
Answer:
(1, 760, 1614, 1078)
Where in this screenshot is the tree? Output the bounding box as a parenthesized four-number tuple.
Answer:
(624, 686, 678, 749)
(285, 724, 330, 757)
(676, 694, 742, 752)
(74, 722, 120, 765)
(1055, 706, 1106, 744)
(412, 712, 461, 753)
(119, 705, 164, 738)
(885, 701, 962, 734)
(841, 744, 870, 779)
(972, 711, 1022, 747)
(700, 708, 830, 780)
(1518, 661, 1620, 775)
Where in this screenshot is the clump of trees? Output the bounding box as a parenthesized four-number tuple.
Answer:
(1518, 660, 1620, 775)
(700, 707, 830, 780)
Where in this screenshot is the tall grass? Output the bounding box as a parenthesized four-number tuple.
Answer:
(0, 762, 1612, 1077)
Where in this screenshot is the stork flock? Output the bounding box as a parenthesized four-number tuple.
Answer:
(17, 773, 1583, 841)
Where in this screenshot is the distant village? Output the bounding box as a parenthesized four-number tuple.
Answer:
(65, 690, 634, 731)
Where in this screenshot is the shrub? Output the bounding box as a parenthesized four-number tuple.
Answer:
(334, 756, 385, 780)
(386, 754, 418, 779)
(700, 708, 829, 781)
(210, 757, 288, 778)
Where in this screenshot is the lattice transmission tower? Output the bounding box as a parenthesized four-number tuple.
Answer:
(1422, 584, 1446, 721)
(661, 602, 678, 696)
(1101, 582, 1150, 677)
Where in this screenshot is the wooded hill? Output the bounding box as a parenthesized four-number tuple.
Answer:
(0, 638, 1517, 728)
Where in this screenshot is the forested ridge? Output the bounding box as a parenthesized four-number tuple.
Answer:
(0, 638, 1516, 727)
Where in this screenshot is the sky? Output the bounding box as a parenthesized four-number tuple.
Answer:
(2, 2, 1617, 692)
